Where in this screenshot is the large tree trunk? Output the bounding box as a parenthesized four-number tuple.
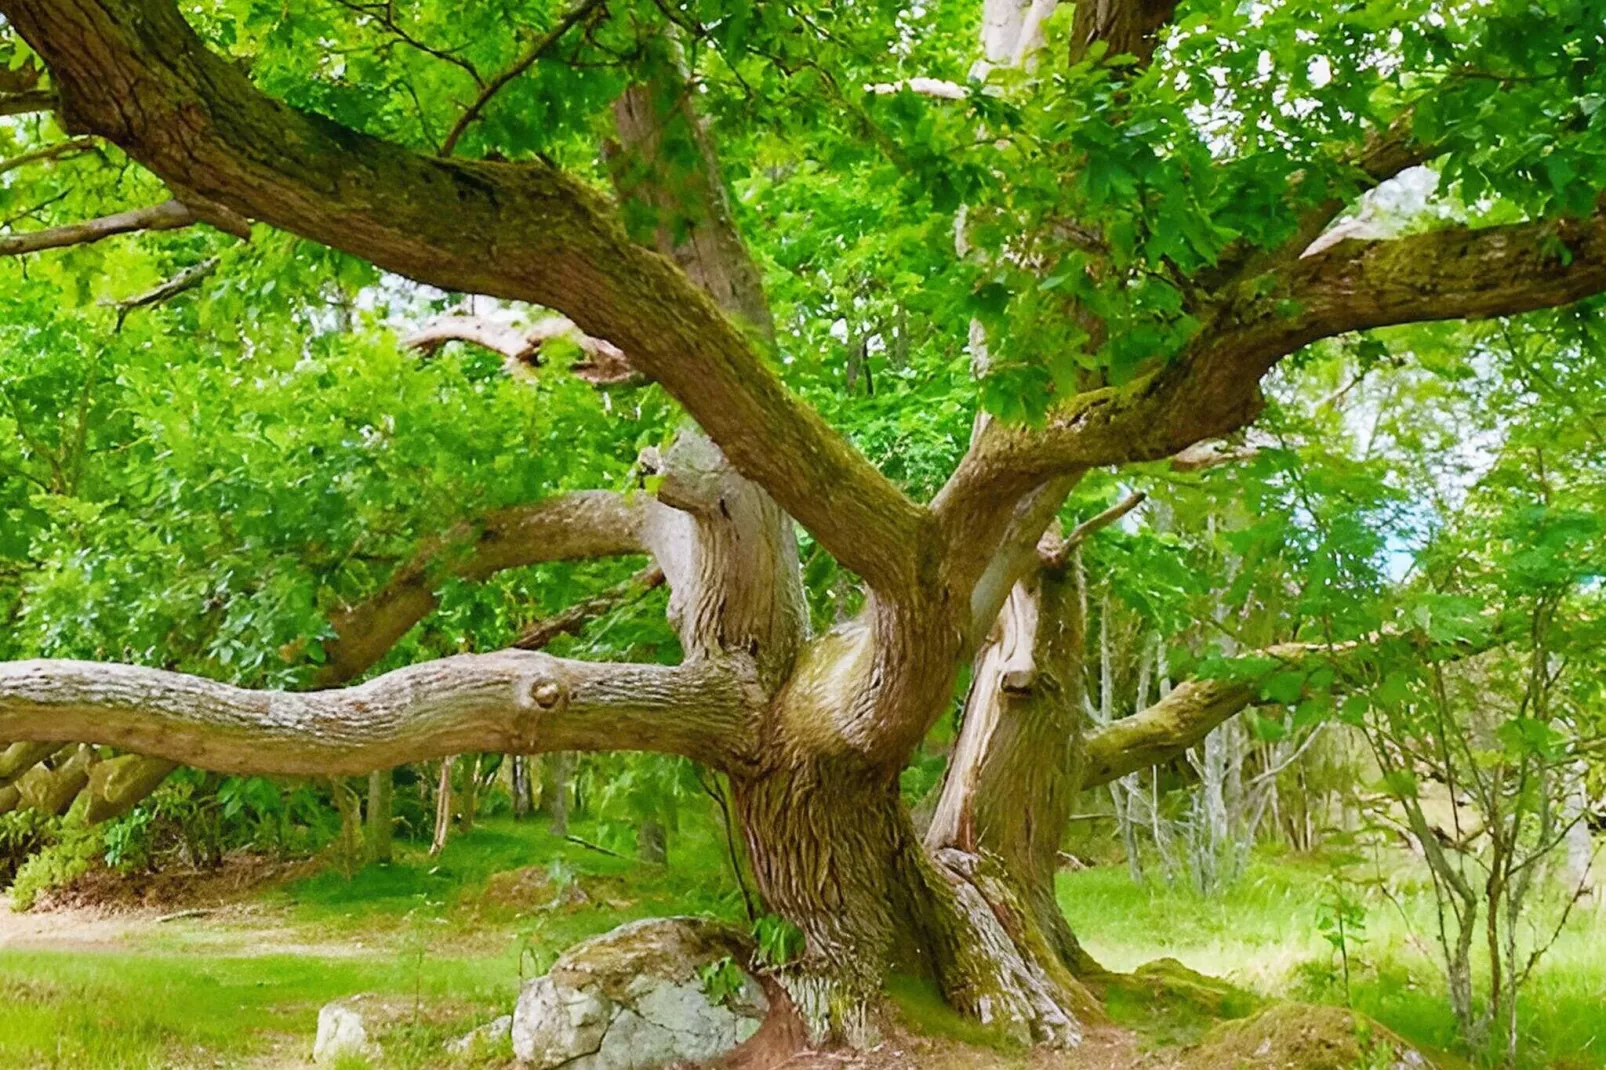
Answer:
(733, 756, 1095, 1047)
(925, 562, 1105, 981)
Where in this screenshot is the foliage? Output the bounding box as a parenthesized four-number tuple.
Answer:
(7, 817, 102, 911)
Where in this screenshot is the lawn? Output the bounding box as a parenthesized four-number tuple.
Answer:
(1, 812, 1601, 1068)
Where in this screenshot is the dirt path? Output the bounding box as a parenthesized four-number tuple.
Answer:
(0, 898, 147, 952)
(0, 894, 380, 958)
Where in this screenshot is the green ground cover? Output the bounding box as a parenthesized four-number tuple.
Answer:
(1, 814, 1600, 1069)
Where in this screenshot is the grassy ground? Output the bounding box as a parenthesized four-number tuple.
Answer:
(0, 811, 1601, 1069)
(0, 813, 748, 1069)
(1057, 850, 1606, 1069)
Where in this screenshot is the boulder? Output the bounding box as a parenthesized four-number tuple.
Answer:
(512, 917, 769, 1069)
(313, 999, 373, 1064)
(445, 1013, 514, 1055)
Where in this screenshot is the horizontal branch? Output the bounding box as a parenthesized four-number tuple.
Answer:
(0, 88, 54, 116)
(0, 198, 194, 256)
(0, 652, 753, 775)
(402, 313, 640, 386)
(1076, 619, 1510, 790)
(1078, 673, 1261, 790)
(0, 489, 659, 821)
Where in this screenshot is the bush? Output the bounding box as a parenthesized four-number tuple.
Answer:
(8, 819, 104, 910)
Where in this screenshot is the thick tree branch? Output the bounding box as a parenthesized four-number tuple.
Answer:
(3, 491, 660, 823)
(0, 652, 753, 775)
(2, 0, 924, 595)
(316, 491, 649, 686)
(963, 208, 1606, 497)
(1077, 672, 1263, 791)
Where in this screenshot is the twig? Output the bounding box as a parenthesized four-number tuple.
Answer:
(0, 137, 97, 177)
(330, 0, 484, 85)
(1043, 491, 1147, 568)
(439, 0, 608, 156)
(513, 565, 665, 650)
(106, 257, 220, 329)
(564, 834, 628, 859)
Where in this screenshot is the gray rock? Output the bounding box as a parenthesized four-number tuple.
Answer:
(313, 1000, 372, 1064)
(511, 917, 768, 1070)
(445, 1013, 513, 1055)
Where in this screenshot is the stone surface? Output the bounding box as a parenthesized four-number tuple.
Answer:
(445, 1013, 513, 1055)
(312, 1000, 371, 1064)
(512, 916, 769, 1069)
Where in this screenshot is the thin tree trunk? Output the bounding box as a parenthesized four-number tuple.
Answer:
(458, 754, 480, 834)
(511, 754, 533, 820)
(542, 752, 573, 838)
(331, 776, 364, 877)
(366, 767, 393, 864)
(636, 816, 668, 864)
(430, 757, 454, 856)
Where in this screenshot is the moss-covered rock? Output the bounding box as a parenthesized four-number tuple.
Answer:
(511, 916, 769, 1069)
(1186, 1003, 1436, 1070)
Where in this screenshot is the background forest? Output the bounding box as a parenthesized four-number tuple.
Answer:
(1, 0, 1604, 1068)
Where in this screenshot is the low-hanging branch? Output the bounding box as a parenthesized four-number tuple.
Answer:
(0, 490, 660, 820)
(0, 652, 752, 776)
(1075, 620, 1511, 791)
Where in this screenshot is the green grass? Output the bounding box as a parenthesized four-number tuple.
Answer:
(0, 949, 509, 1068)
(1058, 851, 1606, 1069)
(3, 811, 1602, 1069)
(0, 811, 749, 1069)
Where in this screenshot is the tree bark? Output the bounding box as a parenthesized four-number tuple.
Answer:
(511, 754, 534, 820)
(541, 753, 574, 838)
(430, 757, 454, 857)
(366, 768, 393, 864)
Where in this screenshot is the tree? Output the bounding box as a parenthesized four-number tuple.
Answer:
(1, 0, 1605, 1047)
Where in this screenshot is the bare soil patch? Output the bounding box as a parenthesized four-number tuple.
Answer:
(29, 850, 319, 913)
